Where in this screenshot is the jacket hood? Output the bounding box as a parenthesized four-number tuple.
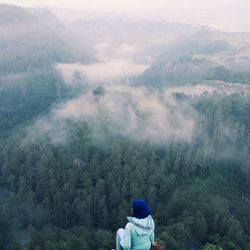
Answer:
(127, 215, 154, 236)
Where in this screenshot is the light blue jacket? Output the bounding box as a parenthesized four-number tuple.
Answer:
(120, 215, 155, 250)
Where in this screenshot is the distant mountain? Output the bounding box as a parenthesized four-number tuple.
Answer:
(0, 4, 36, 25)
(62, 14, 199, 63)
(0, 4, 91, 133)
(138, 27, 250, 87)
(0, 4, 91, 75)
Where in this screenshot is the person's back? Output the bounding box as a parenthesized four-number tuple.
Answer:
(121, 215, 154, 250)
(116, 199, 156, 250)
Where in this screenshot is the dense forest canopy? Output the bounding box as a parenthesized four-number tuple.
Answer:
(0, 4, 250, 250)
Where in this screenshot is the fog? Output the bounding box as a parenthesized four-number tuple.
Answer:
(3, 0, 250, 32)
(1, 2, 249, 147)
(57, 43, 149, 83)
(58, 61, 148, 83)
(26, 78, 249, 146)
(1, 2, 250, 249)
(26, 85, 196, 145)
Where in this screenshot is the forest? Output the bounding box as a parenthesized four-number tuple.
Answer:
(1, 91, 250, 250)
(1, 3, 250, 250)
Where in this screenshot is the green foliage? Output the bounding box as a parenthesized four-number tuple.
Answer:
(93, 86, 105, 97)
(0, 93, 250, 249)
(206, 66, 250, 83)
(203, 243, 223, 250)
(6, 242, 23, 250)
(0, 67, 71, 135)
(0, 11, 250, 247)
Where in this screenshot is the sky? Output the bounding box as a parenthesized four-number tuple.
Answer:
(1, 0, 250, 31)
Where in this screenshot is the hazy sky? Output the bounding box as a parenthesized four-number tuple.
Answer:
(2, 0, 250, 31)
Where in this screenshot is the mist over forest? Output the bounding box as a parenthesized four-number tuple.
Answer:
(0, 3, 250, 250)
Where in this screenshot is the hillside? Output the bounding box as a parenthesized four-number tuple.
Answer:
(139, 28, 250, 87)
(59, 12, 199, 64)
(0, 4, 250, 250)
(0, 4, 91, 135)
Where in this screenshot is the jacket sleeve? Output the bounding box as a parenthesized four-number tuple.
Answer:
(149, 230, 155, 243)
(149, 218, 155, 243)
(120, 223, 132, 250)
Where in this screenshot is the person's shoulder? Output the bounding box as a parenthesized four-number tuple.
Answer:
(125, 221, 133, 230)
(149, 215, 155, 222)
(147, 215, 155, 229)
(125, 217, 135, 230)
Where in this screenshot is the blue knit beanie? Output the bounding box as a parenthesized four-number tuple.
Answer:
(132, 199, 150, 219)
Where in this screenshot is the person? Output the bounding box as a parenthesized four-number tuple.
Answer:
(116, 199, 156, 250)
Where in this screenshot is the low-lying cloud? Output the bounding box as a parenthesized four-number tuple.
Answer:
(56, 43, 149, 83)
(57, 60, 148, 83)
(26, 80, 250, 146)
(167, 83, 250, 97)
(26, 85, 196, 145)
